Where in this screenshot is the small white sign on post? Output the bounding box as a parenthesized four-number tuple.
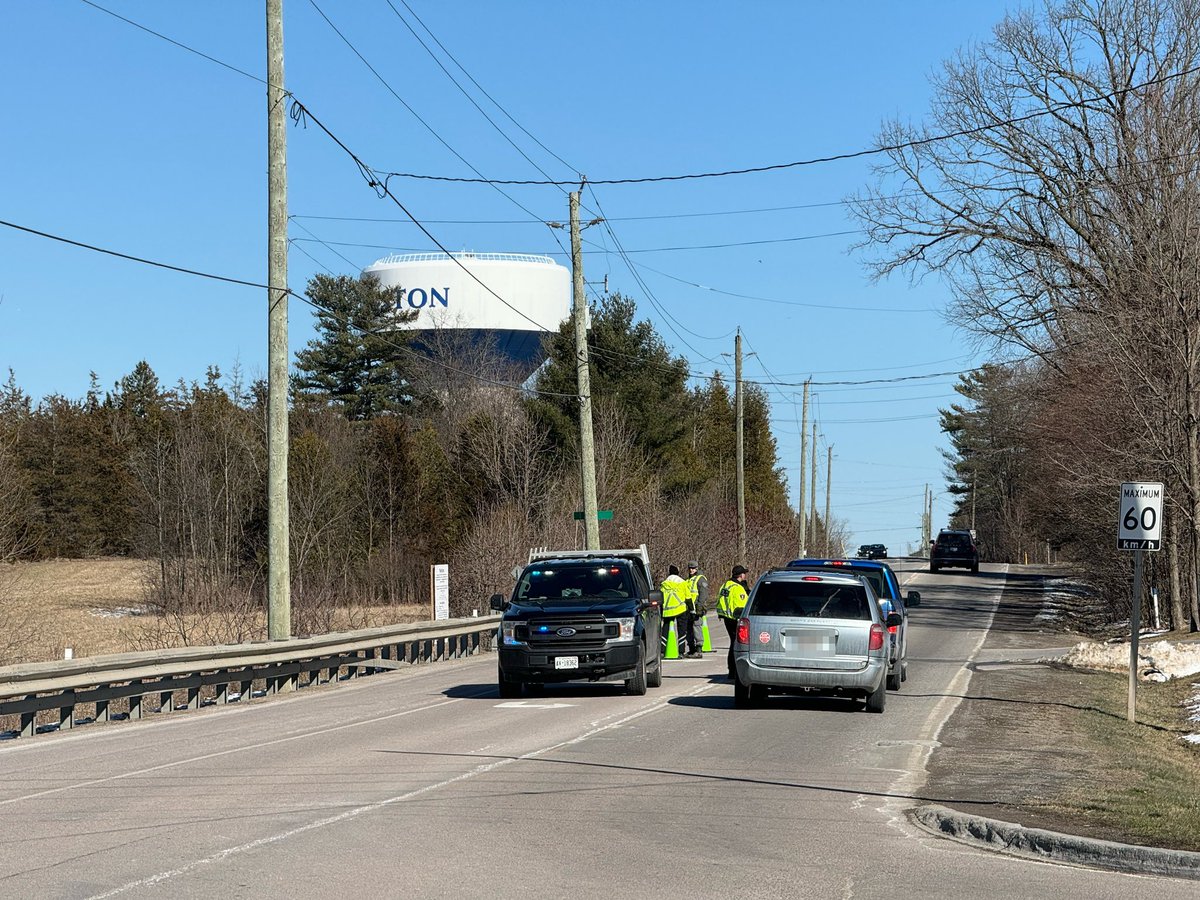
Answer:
(1117, 482, 1164, 551)
(431, 564, 450, 621)
(1116, 481, 1165, 724)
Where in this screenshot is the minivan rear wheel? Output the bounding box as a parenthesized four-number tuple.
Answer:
(734, 678, 751, 708)
(865, 678, 887, 713)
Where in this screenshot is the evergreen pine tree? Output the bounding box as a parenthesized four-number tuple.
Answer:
(294, 274, 418, 420)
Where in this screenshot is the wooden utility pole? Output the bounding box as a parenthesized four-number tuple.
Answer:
(970, 469, 977, 531)
(735, 329, 746, 562)
(570, 192, 599, 550)
(824, 444, 833, 556)
(798, 380, 809, 558)
(809, 423, 818, 553)
(266, 0, 290, 640)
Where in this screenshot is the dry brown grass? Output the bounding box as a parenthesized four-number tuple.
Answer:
(0, 558, 432, 665)
(0, 558, 153, 663)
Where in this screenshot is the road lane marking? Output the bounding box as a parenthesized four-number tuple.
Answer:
(0, 691, 494, 808)
(494, 701, 576, 709)
(878, 564, 1007, 826)
(85, 680, 715, 898)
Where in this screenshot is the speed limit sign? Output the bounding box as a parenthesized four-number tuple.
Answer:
(1118, 482, 1163, 551)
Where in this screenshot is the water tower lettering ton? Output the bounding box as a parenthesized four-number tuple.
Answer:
(362, 252, 571, 379)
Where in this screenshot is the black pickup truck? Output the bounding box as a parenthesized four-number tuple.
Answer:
(490, 546, 664, 697)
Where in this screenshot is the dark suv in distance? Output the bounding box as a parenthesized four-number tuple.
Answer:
(930, 529, 979, 573)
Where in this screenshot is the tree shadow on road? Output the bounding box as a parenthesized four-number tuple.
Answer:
(373, 747, 1005, 809)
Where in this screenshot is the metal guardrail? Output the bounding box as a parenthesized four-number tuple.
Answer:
(0, 615, 501, 739)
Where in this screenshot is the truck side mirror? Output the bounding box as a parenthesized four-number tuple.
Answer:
(489, 593, 507, 611)
(886, 612, 904, 628)
(647, 589, 663, 609)
(907, 590, 921, 607)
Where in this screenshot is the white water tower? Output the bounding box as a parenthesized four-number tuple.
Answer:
(362, 252, 570, 379)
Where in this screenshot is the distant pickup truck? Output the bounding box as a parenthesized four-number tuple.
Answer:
(490, 545, 664, 697)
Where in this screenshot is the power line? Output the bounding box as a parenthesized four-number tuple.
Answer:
(0, 215, 580, 401)
(304, 0, 553, 229)
(630, 257, 934, 313)
(382, 0, 573, 189)
(78, 0, 268, 86)
(392, 0, 579, 176)
(288, 99, 557, 335)
(585, 185, 736, 357)
(580, 230, 861, 254)
(372, 63, 1200, 185)
(0, 217, 280, 291)
(289, 220, 361, 271)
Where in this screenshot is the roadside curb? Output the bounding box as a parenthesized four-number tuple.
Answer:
(911, 804, 1200, 881)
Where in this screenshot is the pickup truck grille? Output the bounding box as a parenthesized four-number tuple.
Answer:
(516, 616, 615, 652)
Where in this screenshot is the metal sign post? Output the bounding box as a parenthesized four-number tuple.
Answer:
(1117, 482, 1164, 723)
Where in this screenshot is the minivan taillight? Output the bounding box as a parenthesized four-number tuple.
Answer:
(869, 624, 885, 651)
(736, 618, 750, 645)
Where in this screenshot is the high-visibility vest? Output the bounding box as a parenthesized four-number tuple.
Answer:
(686, 573, 707, 612)
(660, 578, 688, 618)
(716, 579, 748, 619)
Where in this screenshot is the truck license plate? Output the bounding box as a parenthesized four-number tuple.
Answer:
(554, 656, 579, 670)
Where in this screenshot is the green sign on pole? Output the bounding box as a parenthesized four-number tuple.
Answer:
(573, 510, 614, 521)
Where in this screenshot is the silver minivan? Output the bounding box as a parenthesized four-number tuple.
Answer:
(732, 570, 901, 712)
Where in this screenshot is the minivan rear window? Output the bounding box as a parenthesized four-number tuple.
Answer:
(750, 581, 871, 620)
(789, 564, 891, 599)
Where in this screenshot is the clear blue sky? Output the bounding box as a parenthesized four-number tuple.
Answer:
(1, 0, 1017, 549)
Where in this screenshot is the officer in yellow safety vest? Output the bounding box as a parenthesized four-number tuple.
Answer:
(682, 560, 708, 658)
(659, 565, 689, 658)
(717, 564, 751, 679)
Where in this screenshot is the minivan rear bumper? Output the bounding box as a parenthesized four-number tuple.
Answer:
(735, 655, 886, 694)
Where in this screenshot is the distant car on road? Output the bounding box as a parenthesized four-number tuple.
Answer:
(732, 569, 901, 712)
(785, 558, 919, 690)
(856, 544, 888, 559)
(930, 529, 980, 573)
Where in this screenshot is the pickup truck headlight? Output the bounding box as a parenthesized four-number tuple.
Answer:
(610, 617, 636, 641)
(501, 622, 524, 646)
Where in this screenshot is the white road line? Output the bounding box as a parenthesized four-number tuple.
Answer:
(0, 692, 492, 807)
(86, 680, 716, 898)
(882, 564, 1008, 818)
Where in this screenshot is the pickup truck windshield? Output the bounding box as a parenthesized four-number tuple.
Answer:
(751, 581, 871, 620)
(517, 563, 635, 602)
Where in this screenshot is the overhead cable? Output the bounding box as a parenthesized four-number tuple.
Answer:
(372, 63, 1200, 185)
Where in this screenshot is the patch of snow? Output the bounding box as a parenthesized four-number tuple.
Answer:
(1185, 734, 1200, 745)
(90, 605, 148, 619)
(1060, 639, 1200, 681)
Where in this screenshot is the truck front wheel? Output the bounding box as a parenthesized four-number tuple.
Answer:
(498, 666, 522, 699)
(625, 643, 648, 696)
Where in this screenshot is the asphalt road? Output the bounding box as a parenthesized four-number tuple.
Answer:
(1, 562, 1194, 898)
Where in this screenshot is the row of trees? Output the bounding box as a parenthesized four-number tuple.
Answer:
(0, 278, 822, 657)
(854, 0, 1200, 630)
